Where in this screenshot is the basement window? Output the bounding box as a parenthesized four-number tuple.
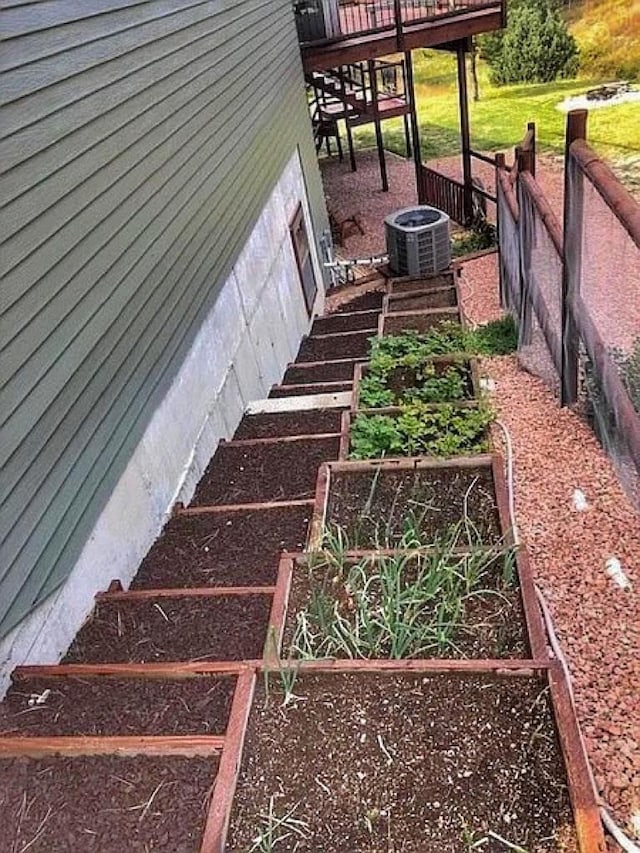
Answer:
(290, 203, 317, 317)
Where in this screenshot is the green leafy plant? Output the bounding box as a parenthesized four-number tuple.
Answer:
(469, 315, 518, 355)
(359, 360, 470, 409)
(349, 403, 494, 460)
(290, 521, 517, 660)
(367, 318, 518, 366)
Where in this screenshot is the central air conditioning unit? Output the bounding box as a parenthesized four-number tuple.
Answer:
(384, 206, 451, 276)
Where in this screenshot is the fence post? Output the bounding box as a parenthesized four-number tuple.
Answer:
(456, 41, 474, 226)
(516, 145, 533, 346)
(404, 49, 423, 203)
(495, 152, 507, 310)
(527, 121, 536, 178)
(561, 109, 588, 406)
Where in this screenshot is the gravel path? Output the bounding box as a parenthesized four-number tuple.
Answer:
(460, 257, 640, 844)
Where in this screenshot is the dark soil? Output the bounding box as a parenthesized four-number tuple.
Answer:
(283, 359, 360, 384)
(333, 290, 384, 313)
(282, 557, 528, 659)
(0, 754, 217, 853)
(311, 311, 379, 335)
(190, 437, 340, 505)
(382, 309, 460, 336)
(62, 595, 271, 663)
(389, 273, 454, 294)
(0, 675, 235, 737)
(269, 382, 352, 398)
(326, 465, 503, 547)
(226, 673, 577, 853)
(296, 331, 374, 362)
(387, 287, 457, 312)
(131, 505, 310, 589)
(233, 409, 342, 440)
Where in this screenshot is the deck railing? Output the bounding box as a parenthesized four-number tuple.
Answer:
(419, 165, 466, 224)
(294, 0, 503, 47)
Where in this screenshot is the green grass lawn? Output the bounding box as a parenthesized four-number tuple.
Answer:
(352, 50, 640, 170)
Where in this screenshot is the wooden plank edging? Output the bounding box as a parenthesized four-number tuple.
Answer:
(263, 557, 294, 665)
(548, 661, 607, 853)
(200, 669, 256, 853)
(0, 735, 225, 759)
(177, 499, 314, 517)
(95, 586, 276, 602)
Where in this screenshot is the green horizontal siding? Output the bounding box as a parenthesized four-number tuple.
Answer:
(0, 0, 328, 637)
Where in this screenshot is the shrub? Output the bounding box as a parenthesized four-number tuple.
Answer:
(480, 0, 579, 85)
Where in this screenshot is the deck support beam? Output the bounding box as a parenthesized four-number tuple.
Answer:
(404, 50, 423, 203)
(340, 66, 357, 172)
(456, 41, 474, 226)
(368, 59, 388, 192)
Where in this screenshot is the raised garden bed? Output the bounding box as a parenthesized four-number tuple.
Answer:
(190, 436, 341, 505)
(225, 670, 579, 852)
(1, 754, 216, 852)
(387, 270, 457, 295)
(283, 358, 361, 385)
(233, 409, 344, 440)
(281, 550, 528, 660)
(353, 357, 480, 410)
(333, 290, 384, 313)
(269, 382, 352, 398)
(380, 307, 462, 336)
(384, 286, 458, 313)
(312, 457, 508, 549)
(131, 504, 310, 588)
(62, 594, 271, 664)
(345, 404, 493, 460)
(0, 675, 236, 737)
(296, 330, 374, 362)
(311, 310, 379, 335)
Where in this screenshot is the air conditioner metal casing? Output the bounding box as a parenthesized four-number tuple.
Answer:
(385, 205, 451, 276)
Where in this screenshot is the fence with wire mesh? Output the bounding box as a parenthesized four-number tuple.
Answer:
(497, 113, 640, 508)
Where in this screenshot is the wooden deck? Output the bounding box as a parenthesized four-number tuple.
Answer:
(298, 0, 504, 71)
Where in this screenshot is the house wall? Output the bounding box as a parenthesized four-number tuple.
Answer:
(0, 150, 323, 693)
(0, 1, 329, 651)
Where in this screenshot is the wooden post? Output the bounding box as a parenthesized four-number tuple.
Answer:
(527, 121, 536, 178)
(516, 145, 533, 346)
(403, 113, 412, 159)
(561, 109, 588, 406)
(394, 0, 404, 50)
(369, 59, 388, 192)
(456, 41, 473, 226)
(495, 152, 507, 310)
(404, 49, 423, 203)
(340, 67, 357, 172)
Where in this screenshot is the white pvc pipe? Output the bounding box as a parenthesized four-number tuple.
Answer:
(496, 418, 640, 852)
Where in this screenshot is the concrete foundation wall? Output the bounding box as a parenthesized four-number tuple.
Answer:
(0, 149, 324, 695)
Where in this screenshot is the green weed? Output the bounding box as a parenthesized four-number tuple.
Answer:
(249, 797, 310, 852)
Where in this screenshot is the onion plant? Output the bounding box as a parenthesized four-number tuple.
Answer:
(291, 520, 516, 661)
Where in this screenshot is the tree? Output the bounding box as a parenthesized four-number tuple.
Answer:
(479, 0, 579, 85)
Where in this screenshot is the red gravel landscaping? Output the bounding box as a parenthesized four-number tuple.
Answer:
(460, 255, 640, 841)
